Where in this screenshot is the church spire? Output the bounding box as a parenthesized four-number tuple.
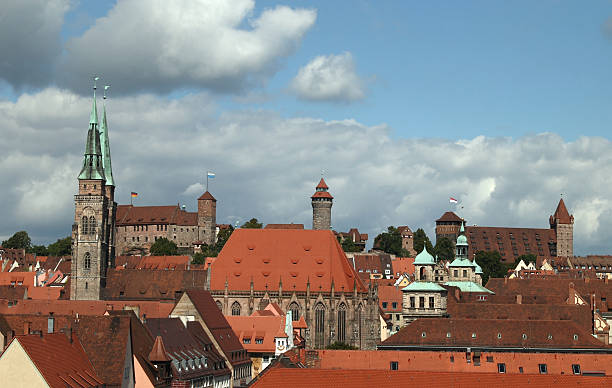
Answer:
(78, 77, 105, 181)
(100, 85, 115, 186)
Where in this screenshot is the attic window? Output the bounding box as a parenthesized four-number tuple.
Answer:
(303, 245, 311, 251)
(233, 258, 242, 264)
(573, 334, 578, 340)
(497, 333, 502, 339)
(316, 258, 324, 264)
(547, 334, 553, 340)
(522, 334, 527, 340)
(421, 332, 426, 338)
(291, 258, 300, 264)
(255, 338, 263, 344)
(446, 332, 451, 338)
(471, 333, 477, 338)
(262, 258, 271, 264)
(290, 272, 298, 278)
(247, 244, 255, 250)
(262, 271, 271, 277)
(316, 272, 324, 278)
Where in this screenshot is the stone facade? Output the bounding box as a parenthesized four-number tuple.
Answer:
(197, 192, 216, 246)
(311, 178, 333, 230)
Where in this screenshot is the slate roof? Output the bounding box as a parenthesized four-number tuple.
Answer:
(210, 229, 366, 293)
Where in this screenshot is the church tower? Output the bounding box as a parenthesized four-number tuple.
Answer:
(198, 191, 217, 246)
(71, 79, 111, 300)
(311, 178, 333, 230)
(100, 86, 117, 267)
(549, 198, 574, 257)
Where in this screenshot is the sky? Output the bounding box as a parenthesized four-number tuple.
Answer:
(1, 0, 612, 255)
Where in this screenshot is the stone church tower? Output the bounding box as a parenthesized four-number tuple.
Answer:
(550, 198, 574, 257)
(311, 178, 333, 230)
(71, 81, 115, 300)
(197, 191, 217, 246)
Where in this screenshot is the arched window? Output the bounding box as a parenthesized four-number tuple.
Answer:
(337, 303, 347, 344)
(89, 216, 96, 235)
(231, 301, 241, 316)
(289, 302, 300, 320)
(82, 216, 89, 235)
(216, 300, 223, 311)
(315, 303, 326, 348)
(84, 253, 91, 270)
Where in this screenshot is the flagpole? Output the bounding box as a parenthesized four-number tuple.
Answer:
(206, 171, 209, 192)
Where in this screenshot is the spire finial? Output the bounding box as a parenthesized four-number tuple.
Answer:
(103, 85, 110, 100)
(90, 76, 100, 125)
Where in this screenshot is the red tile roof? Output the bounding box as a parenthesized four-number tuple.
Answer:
(14, 333, 103, 387)
(436, 212, 464, 223)
(226, 315, 287, 353)
(148, 335, 170, 362)
(198, 191, 216, 201)
(378, 285, 402, 313)
(311, 191, 333, 199)
(116, 255, 190, 270)
(117, 204, 198, 226)
(391, 257, 415, 277)
(552, 198, 572, 224)
(466, 226, 556, 263)
(251, 368, 612, 387)
(315, 178, 328, 190)
(103, 268, 208, 300)
(210, 229, 366, 293)
(264, 224, 305, 229)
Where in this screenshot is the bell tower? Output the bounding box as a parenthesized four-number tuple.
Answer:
(71, 78, 110, 300)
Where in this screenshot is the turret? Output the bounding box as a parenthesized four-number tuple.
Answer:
(549, 198, 574, 257)
(198, 191, 217, 246)
(311, 178, 333, 230)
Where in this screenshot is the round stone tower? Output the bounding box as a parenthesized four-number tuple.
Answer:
(311, 178, 333, 230)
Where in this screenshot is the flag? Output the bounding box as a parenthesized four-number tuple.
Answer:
(449, 197, 458, 204)
(131, 192, 138, 198)
(207, 172, 215, 179)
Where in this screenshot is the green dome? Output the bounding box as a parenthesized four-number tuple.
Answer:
(456, 234, 468, 246)
(414, 246, 435, 265)
(475, 262, 483, 274)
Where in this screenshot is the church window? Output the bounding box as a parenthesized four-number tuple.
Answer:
(231, 302, 241, 316)
(289, 302, 300, 320)
(89, 216, 96, 234)
(85, 282, 88, 289)
(337, 303, 347, 344)
(84, 253, 91, 270)
(215, 301, 222, 310)
(315, 303, 325, 348)
(82, 216, 89, 235)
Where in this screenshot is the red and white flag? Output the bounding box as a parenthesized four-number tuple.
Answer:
(449, 197, 458, 204)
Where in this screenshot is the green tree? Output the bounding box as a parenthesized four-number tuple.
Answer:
(475, 250, 509, 285)
(214, 225, 234, 252)
(326, 341, 358, 350)
(29, 245, 49, 256)
(338, 236, 361, 253)
(241, 218, 263, 229)
(413, 228, 434, 254)
(2, 231, 32, 250)
(514, 253, 537, 267)
(192, 252, 207, 264)
(149, 238, 179, 256)
(433, 237, 455, 261)
(374, 226, 410, 256)
(47, 237, 72, 256)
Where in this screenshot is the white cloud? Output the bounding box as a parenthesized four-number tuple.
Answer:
(290, 52, 366, 102)
(2, 88, 612, 256)
(59, 0, 316, 94)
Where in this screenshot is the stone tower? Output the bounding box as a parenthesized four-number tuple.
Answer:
(100, 88, 117, 267)
(311, 178, 333, 230)
(71, 80, 112, 300)
(198, 191, 217, 246)
(549, 198, 574, 257)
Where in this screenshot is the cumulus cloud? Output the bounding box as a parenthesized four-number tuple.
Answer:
(290, 52, 366, 102)
(59, 0, 316, 94)
(0, 0, 69, 90)
(1, 88, 612, 255)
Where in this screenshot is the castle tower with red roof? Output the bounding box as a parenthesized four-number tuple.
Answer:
(550, 198, 574, 257)
(198, 191, 217, 246)
(311, 178, 333, 230)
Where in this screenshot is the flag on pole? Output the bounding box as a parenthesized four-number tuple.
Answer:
(131, 192, 138, 198)
(449, 197, 458, 204)
(207, 172, 215, 178)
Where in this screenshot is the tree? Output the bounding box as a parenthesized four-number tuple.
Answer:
(326, 341, 358, 350)
(413, 228, 434, 254)
(338, 236, 361, 253)
(374, 226, 410, 256)
(149, 238, 179, 256)
(241, 218, 263, 229)
(433, 237, 455, 261)
(214, 225, 234, 252)
(2, 231, 31, 250)
(192, 252, 207, 264)
(29, 245, 49, 256)
(475, 250, 509, 285)
(514, 254, 537, 267)
(47, 237, 72, 256)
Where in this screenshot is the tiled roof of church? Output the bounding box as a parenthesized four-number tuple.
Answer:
(210, 229, 366, 293)
(552, 198, 572, 223)
(436, 212, 464, 223)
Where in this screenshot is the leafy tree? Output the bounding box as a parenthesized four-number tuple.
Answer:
(191, 226, 235, 261)
(47, 237, 72, 256)
(214, 225, 234, 252)
(514, 254, 537, 267)
(413, 228, 434, 254)
(338, 236, 361, 253)
(475, 250, 509, 285)
(433, 237, 455, 261)
(192, 252, 207, 264)
(149, 238, 179, 256)
(29, 245, 49, 256)
(374, 226, 410, 256)
(241, 218, 262, 229)
(326, 341, 358, 350)
(2, 231, 32, 250)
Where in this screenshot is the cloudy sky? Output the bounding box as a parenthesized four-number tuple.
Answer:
(1, 0, 612, 255)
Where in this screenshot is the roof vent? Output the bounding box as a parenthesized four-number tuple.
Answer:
(290, 272, 298, 278)
(316, 272, 324, 278)
(303, 245, 311, 251)
(247, 244, 255, 250)
(262, 271, 271, 277)
(233, 258, 242, 264)
(233, 271, 241, 277)
(262, 258, 271, 264)
(316, 258, 324, 264)
(291, 258, 300, 264)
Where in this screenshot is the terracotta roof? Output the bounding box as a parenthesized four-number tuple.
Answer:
(185, 320, 230, 369)
(103, 268, 208, 300)
(391, 257, 415, 277)
(117, 204, 198, 226)
(378, 285, 402, 313)
(436, 212, 464, 223)
(198, 191, 216, 201)
(338, 228, 368, 244)
(148, 336, 171, 362)
(397, 226, 413, 235)
(13, 333, 103, 387)
(466, 226, 556, 263)
(264, 224, 305, 229)
(379, 318, 609, 350)
(315, 178, 328, 190)
(210, 229, 366, 293)
(552, 198, 572, 224)
(311, 191, 333, 199)
(251, 368, 612, 387)
(116, 255, 190, 270)
(292, 316, 307, 329)
(0, 285, 27, 300)
(226, 315, 287, 353)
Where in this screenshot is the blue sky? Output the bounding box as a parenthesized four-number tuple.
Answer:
(2, 0, 612, 254)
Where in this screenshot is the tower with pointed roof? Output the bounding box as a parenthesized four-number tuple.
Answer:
(100, 87, 117, 266)
(311, 178, 333, 230)
(71, 78, 112, 300)
(198, 191, 217, 246)
(549, 198, 574, 257)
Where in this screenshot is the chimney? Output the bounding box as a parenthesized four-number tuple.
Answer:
(47, 313, 54, 334)
(23, 322, 30, 335)
(516, 294, 522, 305)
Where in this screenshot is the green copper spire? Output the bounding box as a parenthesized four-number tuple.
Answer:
(99, 85, 115, 186)
(78, 77, 105, 181)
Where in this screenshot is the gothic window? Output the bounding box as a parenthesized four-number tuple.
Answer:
(84, 253, 91, 270)
(216, 300, 223, 311)
(231, 301, 241, 316)
(337, 303, 347, 344)
(289, 302, 300, 320)
(315, 303, 326, 348)
(82, 216, 89, 235)
(89, 216, 96, 235)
